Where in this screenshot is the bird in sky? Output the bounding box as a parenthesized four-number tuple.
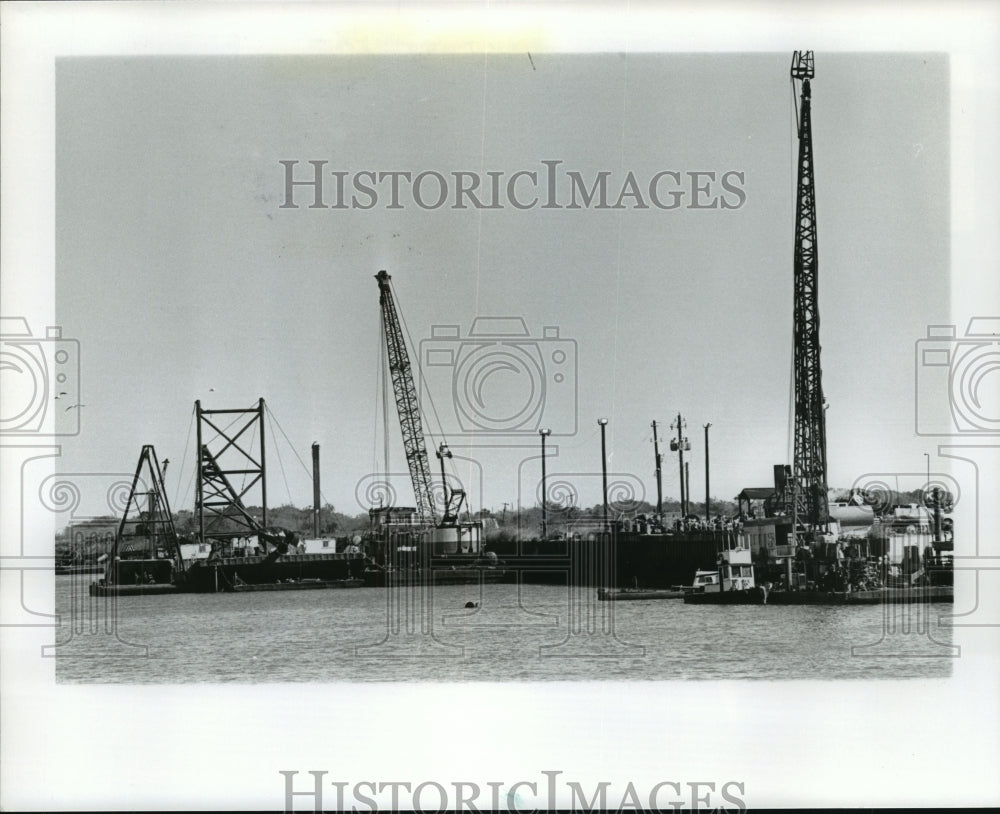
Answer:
(65, 403, 86, 411)
(54, 391, 68, 399)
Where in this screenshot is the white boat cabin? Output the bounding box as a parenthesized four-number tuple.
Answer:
(692, 541, 756, 592)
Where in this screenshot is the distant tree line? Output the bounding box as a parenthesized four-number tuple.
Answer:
(56, 486, 941, 555)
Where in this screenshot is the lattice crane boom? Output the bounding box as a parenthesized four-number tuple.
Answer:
(790, 50, 830, 534)
(375, 270, 438, 525)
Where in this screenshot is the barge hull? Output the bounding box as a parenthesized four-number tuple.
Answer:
(182, 552, 367, 592)
(89, 583, 180, 597)
(598, 588, 687, 601)
(483, 531, 725, 589)
(232, 578, 364, 592)
(685, 586, 954, 605)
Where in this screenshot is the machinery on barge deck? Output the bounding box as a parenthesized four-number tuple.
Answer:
(366, 270, 487, 582)
(91, 400, 366, 596)
(688, 51, 954, 602)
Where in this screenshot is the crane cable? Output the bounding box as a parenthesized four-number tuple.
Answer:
(391, 282, 472, 513)
(382, 313, 391, 479)
(372, 308, 394, 506)
(173, 405, 196, 510)
(265, 409, 292, 506)
(392, 285, 452, 450)
(238, 419, 258, 500)
(264, 402, 333, 507)
(372, 313, 384, 478)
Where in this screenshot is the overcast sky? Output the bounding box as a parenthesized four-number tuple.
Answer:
(55, 52, 949, 518)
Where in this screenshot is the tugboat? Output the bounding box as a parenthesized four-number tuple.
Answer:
(684, 491, 955, 606)
(683, 536, 758, 603)
(598, 534, 755, 601)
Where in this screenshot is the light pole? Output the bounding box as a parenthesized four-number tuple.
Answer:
(704, 423, 712, 524)
(652, 420, 664, 517)
(598, 418, 609, 531)
(311, 443, 321, 538)
(670, 414, 690, 516)
(539, 428, 551, 538)
(436, 442, 452, 520)
(924, 451, 936, 537)
(685, 462, 690, 518)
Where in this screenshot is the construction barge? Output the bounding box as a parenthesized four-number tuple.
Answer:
(685, 586, 953, 605)
(88, 552, 366, 597)
(90, 401, 368, 597)
(673, 51, 954, 607)
(599, 473, 955, 605)
(598, 586, 954, 604)
(675, 479, 954, 606)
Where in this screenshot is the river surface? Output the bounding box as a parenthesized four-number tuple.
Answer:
(54, 577, 954, 682)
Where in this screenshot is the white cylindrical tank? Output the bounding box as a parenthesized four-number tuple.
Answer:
(430, 524, 482, 555)
(431, 526, 460, 555)
(829, 503, 875, 530)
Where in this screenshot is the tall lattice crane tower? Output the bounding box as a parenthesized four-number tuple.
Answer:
(375, 270, 438, 525)
(789, 50, 830, 536)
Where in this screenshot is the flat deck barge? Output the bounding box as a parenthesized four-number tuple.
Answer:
(89, 583, 181, 597)
(232, 577, 364, 592)
(684, 586, 954, 605)
(597, 588, 687, 601)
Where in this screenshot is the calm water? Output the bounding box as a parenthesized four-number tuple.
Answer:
(55, 576, 954, 682)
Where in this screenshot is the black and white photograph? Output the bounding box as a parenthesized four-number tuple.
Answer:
(1, 2, 998, 810)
